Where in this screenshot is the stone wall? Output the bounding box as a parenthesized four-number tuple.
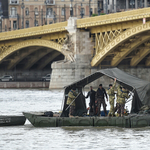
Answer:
(0, 82, 49, 88)
(49, 62, 75, 88)
(0, 70, 51, 81)
(50, 65, 150, 89)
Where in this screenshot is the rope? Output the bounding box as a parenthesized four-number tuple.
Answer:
(65, 93, 81, 111)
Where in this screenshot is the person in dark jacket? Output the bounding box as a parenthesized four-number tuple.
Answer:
(85, 86, 96, 115)
(96, 84, 108, 116)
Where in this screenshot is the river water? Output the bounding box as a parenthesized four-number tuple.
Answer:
(0, 89, 150, 150)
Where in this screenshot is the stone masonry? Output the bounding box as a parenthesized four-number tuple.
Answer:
(50, 17, 95, 89)
(50, 17, 150, 89)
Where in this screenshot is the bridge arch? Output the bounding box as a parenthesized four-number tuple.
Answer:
(91, 21, 150, 67)
(0, 39, 63, 63)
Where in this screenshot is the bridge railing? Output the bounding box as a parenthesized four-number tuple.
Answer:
(77, 7, 150, 28)
(0, 21, 67, 41)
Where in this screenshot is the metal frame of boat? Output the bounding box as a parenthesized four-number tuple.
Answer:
(23, 68, 150, 128)
(23, 112, 150, 128)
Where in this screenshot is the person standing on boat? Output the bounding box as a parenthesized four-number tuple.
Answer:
(116, 85, 130, 117)
(114, 85, 122, 116)
(66, 87, 78, 117)
(85, 86, 96, 115)
(107, 78, 116, 117)
(96, 84, 108, 116)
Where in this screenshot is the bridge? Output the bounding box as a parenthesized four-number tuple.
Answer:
(0, 7, 150, 88)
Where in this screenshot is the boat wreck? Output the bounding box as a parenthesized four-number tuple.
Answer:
(23, 68, 150, 128)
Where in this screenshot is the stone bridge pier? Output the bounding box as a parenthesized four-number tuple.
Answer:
(50, 18, 97, 89)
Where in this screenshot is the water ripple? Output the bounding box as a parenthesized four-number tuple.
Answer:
(0, 89, 149, 150)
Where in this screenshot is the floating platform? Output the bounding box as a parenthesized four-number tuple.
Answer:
(23, 112, 150, 128)
(0, 116, 26, 126)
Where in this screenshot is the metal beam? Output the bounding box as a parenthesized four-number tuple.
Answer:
(0, 22, 68, 42)
(77, 7, 150, 29)
(130, 48, 150, 66)
(7, 47, 41, 70)
(111, 36, 150, 66)
(0, 39, 63, 64)
(37, 51, 60, 70)
(23, 49, 52, 70)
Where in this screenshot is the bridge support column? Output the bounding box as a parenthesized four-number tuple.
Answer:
(49, 17, 95, 89)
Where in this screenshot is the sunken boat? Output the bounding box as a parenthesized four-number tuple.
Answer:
(23, 68, 150, 128)
(0, 116, 26, 126)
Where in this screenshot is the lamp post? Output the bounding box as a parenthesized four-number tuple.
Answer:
(64, 4, 66, 21)
(0, 1, 2, 32)
(0, 9, 2, 32)
(97, 0, 101, 15)
(17, 14, 19, 29)
(53, 11, 56, 23)
(0, 19, 2, 32)
(21, 0, 25, 29)
(45, 0, 47, 25)
(89, 0, 91, 17)
(80, 3, 84, 18)
(41, 9, 43, 25)
(70, 0, 73, 17)
(130, 0, 135, 9)
(105, 0, 108, 14)
(34, 12, 36, 26)
(34, 11, 38, 26)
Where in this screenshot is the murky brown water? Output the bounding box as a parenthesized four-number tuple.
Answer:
(0, 89, 150, 150)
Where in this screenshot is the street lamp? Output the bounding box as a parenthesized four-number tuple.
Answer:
(70, 0, 73, 17)
(97, 1, 101, 16)
(130, 0, 135, 9)
(0, 19, 2, 32)
(17, 14, 19, 29)
(21, 0, 25, 29)
(105, 0, 108, 14)
(53, 11, 56, 23)
(89, 0, 91, 17)
(45, 0, 47, 25)
(34, 10, 38, 26)
(80, 3, 84, 18)
(0, 1, 3, 32)
(0, 10, 3, 32)
(41, 9, 43, 25)
(64, 4, 66, 21)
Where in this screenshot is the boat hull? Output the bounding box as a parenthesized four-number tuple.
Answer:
(0, 116, 26, 126)
(23, 112, 150, 128)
